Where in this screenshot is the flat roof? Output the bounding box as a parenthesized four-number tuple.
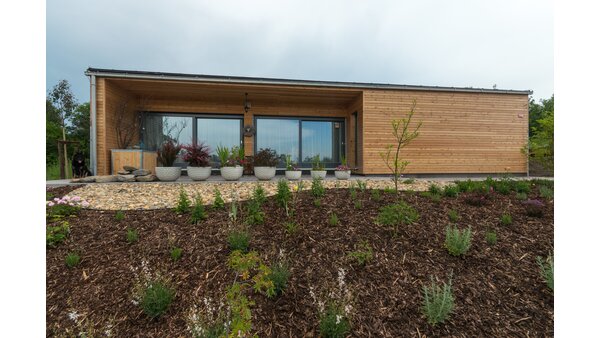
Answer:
(85, 67, 532, 95)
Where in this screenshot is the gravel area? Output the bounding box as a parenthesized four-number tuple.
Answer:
(67, 179, 453, 210)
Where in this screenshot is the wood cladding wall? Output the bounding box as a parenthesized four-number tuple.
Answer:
(94, 77, 529, 176)
(361, 90, 529, 174)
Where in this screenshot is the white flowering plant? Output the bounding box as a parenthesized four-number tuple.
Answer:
(46, 195, 89, 218)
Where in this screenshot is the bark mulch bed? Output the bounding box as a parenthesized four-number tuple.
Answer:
(46, 187, 554, 337)
(46, 185, 84, 200)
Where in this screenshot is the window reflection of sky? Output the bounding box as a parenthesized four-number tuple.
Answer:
(302, 121, 333, 162)
(256, 119, 299, 162)
(197, 119, 241, 154)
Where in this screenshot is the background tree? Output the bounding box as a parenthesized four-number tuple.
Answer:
(48, 80, 77, 177)
(379, 100, 422, 193)
(529, 95, 554, 136)
(68, 102, 90, 156)
(46, 99, 62, 165)
(525, 94, 554, 174)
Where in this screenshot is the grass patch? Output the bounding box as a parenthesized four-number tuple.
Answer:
(126, 228, 139, 244)
(65, 252, 80, 268)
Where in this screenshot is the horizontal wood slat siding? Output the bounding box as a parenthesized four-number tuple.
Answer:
(361, 90, 528, 174)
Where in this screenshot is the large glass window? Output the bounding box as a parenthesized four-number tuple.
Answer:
(255, 117, 344, 168)
(256, 119, 300, 164)
(197, 118, 242, 165)
(143, 115, 193, 150)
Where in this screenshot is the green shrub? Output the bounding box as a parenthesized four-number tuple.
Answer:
(46, 221, 70, 247)
(448, 210, 459, 223)
(245, 198, 265, 225)
(370, 189, 381, 201)
(428, 183, 442, 195)
(354, 199, 363, 209)
(190, 194, 207, 224)
(313, 198, 322, 207)
(284, 221, 298, 235)
(349, 185, 357, 200)
(228, 230, 250, 252)
(170, 247, 183, 261)
(356, 180, 367, 191)
(442, 185, 459, 197)
(403, 178, 415, 184)
(514, 180, 531, 194)
(140, 279, 175, 318)
(422, 276, 454, 325)
(500, 213, 512, 225)
(252, 185, 267, 205)
(311, 177, 325, 198)
(268, 261, 290, 296)
(47, 203, 81, 218)
(428, 192, 442, 203)
(329, 213, 339, 226)
(175, 188, 192, 214)
(494, 179, 512, 195)
(485, 230, 497, 245)
(319, 304, 350, 338)
(114, 210, 125, 221)
(126, 228, 139, 244)
(377, 201, 419, 232)
(276, 179, 292, 208)
(445, 225, 472, 256)
(213, 187, 225, 210)
(226, 282, 254, 335)
(65, 252, 80, 268)
(516, 192, 528, 200)
(539, 186, 554, 199)
(347, 241, 373, 266)
(455, 179, 476, 193)
(383, 186, 395, 194)
(536, 254, 554, 291)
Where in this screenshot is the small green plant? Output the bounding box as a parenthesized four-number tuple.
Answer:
(514, 180, 531, 194)
(500, 213, 512, 225)
(276, 179, 292, 213)
(319, 304, 350, 338)
(539, 185, 554, 199)
(428, 183, 442, 195)
(313, 198, 322, 207)
(377, 201, 419, 236)
(245, 198, 265, 225)
(329, 212, 339, 226)
(536, 254, 554, 291)
(448, 210, 459, 223)
(268, 261, 290, 296)
(126, 228, 139, 244)
(371, 189, 381, 201)
(427, 192, 442, 203)
(354, 199, 363, 209)
(349, 185, 357, 200)
(175, 188, 192, 214)
(252, 184, 267, 205)
(46, 221, 70, 247)
(213, 187, 225, 209)
(422, 275, 454, 325)
(445, 225, 472, 256)
(403, 178, 415, 184)
(356, 180, 367, 191)
(229, 199, 239, 223)
(485, 230, 497, 245)
(228, 230, 250, 252)
(516, 192, 528, 200)
(190, 194, 207, 224)
(140, 279, 175, 318)
(443, 185, 459, 197)
(311, 154, 325, 171)
(226, 282, 254, 335)
(170, 247, 183, 261)
(284, 221, 298, 235)
(65, 252, 80, 268)
(347, 241, 373, 266)
(311, 177, 326, 198)
(383, 186, 395, 194)
(114, 210, 125, 221)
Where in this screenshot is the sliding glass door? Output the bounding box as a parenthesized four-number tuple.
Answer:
(142, 113, 242, 168)
(255, 117, 345, 168)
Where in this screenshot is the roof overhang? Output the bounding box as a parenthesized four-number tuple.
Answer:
(85, 67, 533, 95)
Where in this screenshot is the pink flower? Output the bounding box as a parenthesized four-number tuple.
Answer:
(81, 201, 90, 207)
(47, 202, 55, 207)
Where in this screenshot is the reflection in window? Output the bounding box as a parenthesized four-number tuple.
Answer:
(197, 118, 241, 166)
(302, 121, 334, 164)
(256, 119, 299, 166)
(143, 115, 193, 150)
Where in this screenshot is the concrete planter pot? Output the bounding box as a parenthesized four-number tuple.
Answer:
(311, 170, 327, 179)
(285, 170, 302, 180)
(254, 166, 276, 180)
(155, 167, 182, 181)
(220, 166, 244, 181)
(187, 166, 212, 181)
(334, 170, 351, 180)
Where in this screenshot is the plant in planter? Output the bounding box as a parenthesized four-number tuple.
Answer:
(284, 154, 301, 180)
(253, 148, 278, 180)
(310, 154, 327, 179)
(181, 142, 212, 181)
(217, 145, 245, 181)
(155, 140, 182, 181)
(334, 155, 351, 180)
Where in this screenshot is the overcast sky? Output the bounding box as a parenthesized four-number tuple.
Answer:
(47, 0, 553, 103)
